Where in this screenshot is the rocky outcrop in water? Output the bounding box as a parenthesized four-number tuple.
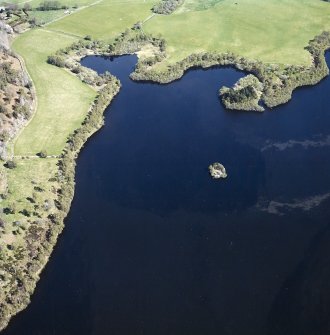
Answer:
(209, 163, 227, 179)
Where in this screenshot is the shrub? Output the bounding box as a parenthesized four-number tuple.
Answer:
(0, 104, 8, 114)
(38, 151, 47, 158)
(152, 0, 184, 14)
(4, 160, 17, 169)
(38, 0, 61, 11)
(47, 55, 66, 68)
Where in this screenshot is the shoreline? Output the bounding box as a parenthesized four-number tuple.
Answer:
(0, 41, 120, 330)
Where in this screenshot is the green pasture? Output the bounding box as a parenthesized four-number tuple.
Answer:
(29, 9, 67, 25)
(12, 29, 96, 156)
(47, 0, 155, 39)
(0, 158, 59, 223)
(1, 0, 97, 9)
(144, 0, 330, 66)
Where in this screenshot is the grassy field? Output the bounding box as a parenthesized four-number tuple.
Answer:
(1, 0, 97, 8)
(144, 0, 330, 66)
(36, 0, 330, 66)
(28, 9, 68, 25)
(2, 158, 59, 218)
(47, 0, 155, 39)
(0, 157, 60, 255)
(12, 29, 96, 155)
(7, 0, 330, 67)
(180, 0, 224, 12)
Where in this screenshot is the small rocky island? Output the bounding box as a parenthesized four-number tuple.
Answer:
(209, 163, 228, 179)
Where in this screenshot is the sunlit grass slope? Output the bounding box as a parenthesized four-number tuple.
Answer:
(12, 29, 96, 155)
(1, 0, 97, 8)
(47, 0, 155, 39)
(144, 0, 330, 65)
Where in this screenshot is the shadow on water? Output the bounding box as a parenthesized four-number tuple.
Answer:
(3, 53, 330, 335)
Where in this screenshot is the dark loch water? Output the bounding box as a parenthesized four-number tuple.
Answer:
(4, 54, 330, 335)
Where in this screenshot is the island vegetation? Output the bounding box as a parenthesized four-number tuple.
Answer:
(209, 163, 227, 179)
(1, 0, 330, 331)
(220, 75, 264, 112)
